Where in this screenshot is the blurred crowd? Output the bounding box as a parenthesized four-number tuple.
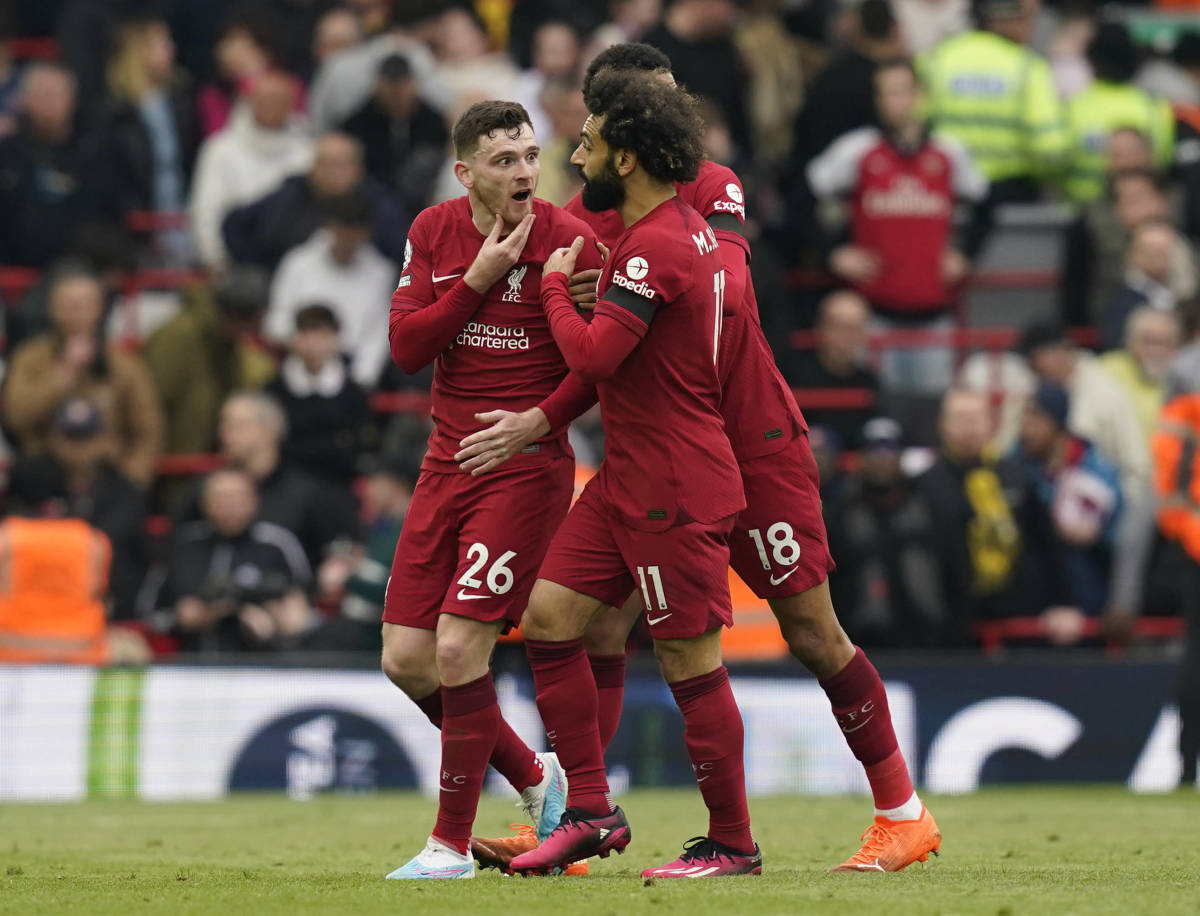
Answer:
(2, 0, 1200, 660)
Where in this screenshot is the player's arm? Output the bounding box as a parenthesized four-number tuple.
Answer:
(692, 166, 753, 309)
(541, 237, 647, 384)
(389, 213, 534, 374)
(717, 237, 749, 313)
(454, 373, 598, 475)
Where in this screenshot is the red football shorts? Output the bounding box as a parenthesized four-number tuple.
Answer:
(728, 433, 836, 599)
(537, 477, 736, 640)
(383, 457, 574, 630)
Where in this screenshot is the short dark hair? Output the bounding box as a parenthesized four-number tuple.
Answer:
(452, 100, 533, 160)
(1088, 21, 1138, 84)
(860, 0, 896, 41)
(322, 189, 372, 226)
(294, 303, 340, 332)
(584, 70, 704, 184)
(378, 53, 412, 82)
(582, 42, 672, 95)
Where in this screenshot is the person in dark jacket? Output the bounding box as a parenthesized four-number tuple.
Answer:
(916, 388, 1055, 643)
(0, 62, 118, 266)
(824, 416, 949, 647)
(340, 53, 447, 215)
(97, 12, 198, 263)
(174, 390, 362, 575)
(790, 0, 902, 166)
(787, 290, 881, 448)
(221, 131, 408, 269)
(156, 466, 315, 653)
(265, 304, 373, 488)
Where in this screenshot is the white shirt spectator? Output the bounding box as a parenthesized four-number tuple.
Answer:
(266, 230, 396, 388)
(309, 34, 449, 132)
(190, 105, 314, 267)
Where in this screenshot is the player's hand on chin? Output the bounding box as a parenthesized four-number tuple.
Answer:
(568, 241, 608, 310)
(464, 211, 536, 293)
(455, 408, 550, 476)
(544, 235, 585, 280)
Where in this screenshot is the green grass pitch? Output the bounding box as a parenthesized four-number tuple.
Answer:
(2, 787, 1197, 915)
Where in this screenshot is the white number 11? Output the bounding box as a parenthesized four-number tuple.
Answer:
(712, 271, 725, 365)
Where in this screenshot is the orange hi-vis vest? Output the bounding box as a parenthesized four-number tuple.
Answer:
(1152, 393, 1200, 563)
(0, 517, 111, 665)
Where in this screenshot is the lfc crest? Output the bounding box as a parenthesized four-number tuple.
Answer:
(502, 265, 527, 302)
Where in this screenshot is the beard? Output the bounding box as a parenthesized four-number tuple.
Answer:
(580, 158, 625, 212)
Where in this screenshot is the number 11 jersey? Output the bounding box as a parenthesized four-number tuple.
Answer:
(590, 196, 744, 532)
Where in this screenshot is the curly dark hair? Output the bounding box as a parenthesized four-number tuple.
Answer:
(452, 100, 532, 160)
(584, 70, 703, 185)
(582, 42, 671, 95)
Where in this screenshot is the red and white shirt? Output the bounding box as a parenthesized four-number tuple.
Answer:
(807, 127, 986, 314)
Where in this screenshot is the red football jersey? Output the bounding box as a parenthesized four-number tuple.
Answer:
(586, 196, 744, 531)
(565, 160, 806, 461)
(806, 127, 986, 313)
(391, 196, 603, 472)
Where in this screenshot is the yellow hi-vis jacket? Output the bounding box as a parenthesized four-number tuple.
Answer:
(918, 30, 1069, 183)
(1064, 80, 1174, 202)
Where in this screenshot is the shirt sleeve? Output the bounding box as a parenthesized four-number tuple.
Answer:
(937, 133, 989, 202)
(542, 271, 646, 384)
(806, 127, 878, 198)
(717, 236, 749, 317)
(388, 217, 485, 375)
(537, 372, 599, 432)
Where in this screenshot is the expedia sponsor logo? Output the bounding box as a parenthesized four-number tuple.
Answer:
(712, 199, 745, 217)
(455, 322, 531, 350)
(612, 271, 657, 299)
(862, 175, 950, 218)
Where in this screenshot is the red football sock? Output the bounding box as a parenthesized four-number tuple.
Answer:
(431, 673, 501, 854)
(819, 646, 914, 811)
(669, 666, 754, 854)
(413, 690, 543, 793)
(525, 638, 612, 815)
(588, 653, 627, 751)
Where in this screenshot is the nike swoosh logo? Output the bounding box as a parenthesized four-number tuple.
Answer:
(696, 775, 712, 782)
(432, 272, 462, 283)
(455, 590, 490, 601)
(841, 715, 875, 734)
(647, 613, 672, 626)
(769, 566, 799, 586)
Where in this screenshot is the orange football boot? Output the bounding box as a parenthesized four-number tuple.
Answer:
(830, 806, 941, 872)
(469, 824, 589, 875)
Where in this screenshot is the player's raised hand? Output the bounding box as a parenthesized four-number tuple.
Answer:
(464, 212, 536, 293)
(544, 235, 585, 279)
(455, 408, 551, 476)
(568, 240, 608, 310)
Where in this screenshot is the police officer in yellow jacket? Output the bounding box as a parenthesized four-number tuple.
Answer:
(919, 0, 1069, 197)
(1065, 22, 1174, 203)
